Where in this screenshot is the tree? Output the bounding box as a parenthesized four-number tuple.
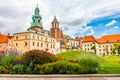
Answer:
(91, 42, 96, 54)
(112, 43, 120, 55)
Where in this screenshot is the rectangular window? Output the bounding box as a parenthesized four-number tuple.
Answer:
(38, 36, 39, 40)
(25, 42, 27, 46)
(16, 36, 18, 40)
(41, 43, 43, 47)
(47, 44, 48, 48)
(37, 42, 39, 47)
(51, 44, 52, 48)
(16, 43, 18, 47)
(33, 42, 35, 46)
(41, 37, 43, 41)
(88, 44, 89, 46)
(33, 35, 34, 39)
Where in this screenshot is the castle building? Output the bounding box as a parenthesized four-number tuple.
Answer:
(0, 33, 8, 51)
(8, 5, 57, 54)
(77, 34, 120, 56)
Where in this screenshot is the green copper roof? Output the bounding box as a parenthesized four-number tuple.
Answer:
(64, 35, 73, 40)
(52, 16, 59, 23)
(31, 4, 43, 28)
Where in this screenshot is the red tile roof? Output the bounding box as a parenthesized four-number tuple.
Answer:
(78, 34, 120, 43)
(82, 36, 95, 43)
(96, 34, 120, 44)
(0, 34, 8, 43)
(75, 37, 84, 42)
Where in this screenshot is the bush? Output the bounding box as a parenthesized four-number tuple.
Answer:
(79, 58, 100, 73)
(0, 66, 10, 74)
(0, 54, 16, 67)
(10, 65, 26, 74)
(37, 61, 81, 74)
(22, 50, 57, 65)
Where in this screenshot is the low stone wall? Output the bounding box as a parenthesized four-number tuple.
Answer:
(0, 74, 120, 80)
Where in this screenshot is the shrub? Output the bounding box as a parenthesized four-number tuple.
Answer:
(79, 58, 100, 73)
(22, 50, 57, 65)
(0, 66, 10, 74)
(10, 65, 26, 74)
(37, 61, 81, 74)
(0, 54, 16, 67)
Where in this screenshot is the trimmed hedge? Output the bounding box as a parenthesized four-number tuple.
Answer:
(37, 61, 82, 74)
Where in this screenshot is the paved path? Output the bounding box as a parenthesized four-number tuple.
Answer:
(0, 74, 120, 80)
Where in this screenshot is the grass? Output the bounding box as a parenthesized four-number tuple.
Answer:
(98, 56, 120, 74)
(57, 50, 120, 74)
(57, 50, 103, 63)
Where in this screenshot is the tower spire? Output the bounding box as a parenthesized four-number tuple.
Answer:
(29, 4, 43, 31)
(52, 16, 59, 23)
(51, 16, 59, 28)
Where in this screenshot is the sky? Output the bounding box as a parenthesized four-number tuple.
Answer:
(0, 0, 120, 38)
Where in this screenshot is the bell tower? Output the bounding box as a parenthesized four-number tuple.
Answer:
(50, 16, 64, 42)
(51, 16, 59, 28)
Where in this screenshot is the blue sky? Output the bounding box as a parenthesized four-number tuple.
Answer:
(0, 0, 120, 38)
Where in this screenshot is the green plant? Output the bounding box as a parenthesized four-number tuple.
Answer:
(79, 58, 100, 73)
(0, 66, 10, 74)
(0, 54, 16, 67)
(22, 50, 57, 66)
(10, 65, 26, 74)
(37, 61, 82, 74)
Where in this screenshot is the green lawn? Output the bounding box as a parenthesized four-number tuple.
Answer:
(57, 50, 103, 62)
(57, 50, 120, 74)
(98, 56, 120, 74)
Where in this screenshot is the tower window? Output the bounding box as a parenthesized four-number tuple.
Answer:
(38, 20, 40, 23)
(33, 20, 35, 23)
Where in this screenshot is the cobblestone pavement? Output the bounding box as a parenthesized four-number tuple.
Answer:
(0, 77, 120, 80)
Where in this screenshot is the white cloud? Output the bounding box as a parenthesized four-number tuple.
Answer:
(80, 26, 92, 34)
(105, 20, 117, 27)
(0, 0, 120, 37)
(103, 27, 119, 36)
(114, 26, 119, 29)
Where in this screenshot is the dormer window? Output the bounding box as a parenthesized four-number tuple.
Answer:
(117, 40, 120, 42)
(106, 40, 109, 43)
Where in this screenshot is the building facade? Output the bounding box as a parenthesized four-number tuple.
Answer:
(77, 34, 120, 56)
(8, 5, 57, 54)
